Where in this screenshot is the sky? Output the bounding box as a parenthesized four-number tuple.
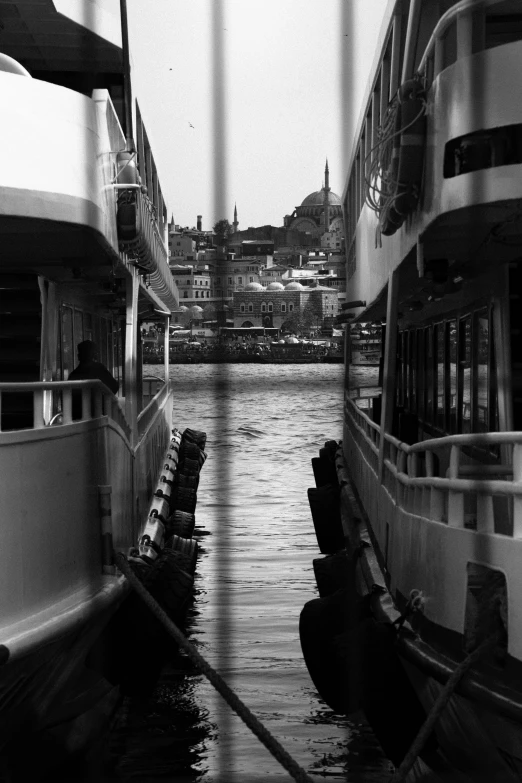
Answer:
(106, 0, 390, 232)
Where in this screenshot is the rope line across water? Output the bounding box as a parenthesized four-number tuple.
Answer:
(115, 551, 318, 783)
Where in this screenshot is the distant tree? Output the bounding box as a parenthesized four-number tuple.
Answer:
(213, 219, 232, 243)
(302, 297, 323, 332)
(281, 307, 306, 335)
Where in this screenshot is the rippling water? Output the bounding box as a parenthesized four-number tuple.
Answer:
(108, 362, 389, 783)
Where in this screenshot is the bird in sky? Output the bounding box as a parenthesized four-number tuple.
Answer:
(189, 123, 195, 128)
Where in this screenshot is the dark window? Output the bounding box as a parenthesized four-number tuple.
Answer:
(436, 324, 445, 430)
(449, 319, 457, 433)
(475, 310, 489, 432)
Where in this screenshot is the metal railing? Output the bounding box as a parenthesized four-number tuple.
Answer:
(0, 380, 130, 440)
(418, 0, 509, 85)
(138, 378, 169, 439)
(345, 397, 522, 536)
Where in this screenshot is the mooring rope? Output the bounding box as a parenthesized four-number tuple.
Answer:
(115, 552, 318, 783)
(389, 632, 500, 783)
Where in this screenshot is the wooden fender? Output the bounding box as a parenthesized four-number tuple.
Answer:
(394, 78, 426, 218)
(307, 484, 344, 554)
(299, 587, 370, 715)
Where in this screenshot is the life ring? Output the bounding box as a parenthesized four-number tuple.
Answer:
(394, 78, 426, 219)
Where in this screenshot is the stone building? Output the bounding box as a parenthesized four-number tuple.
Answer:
(233, 281, 338, 330)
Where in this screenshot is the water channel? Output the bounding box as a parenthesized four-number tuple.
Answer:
(104, 362, 388, 782)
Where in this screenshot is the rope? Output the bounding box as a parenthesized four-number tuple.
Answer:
(389, 632, 500, 783)
(364, 95, 427, 218)
(114, 552, 318, 783)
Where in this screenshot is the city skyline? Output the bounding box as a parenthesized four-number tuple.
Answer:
(120, 0, 389, 231)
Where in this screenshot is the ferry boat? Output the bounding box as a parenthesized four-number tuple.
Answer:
(0, 0, 178, 771)
(350, 324, 383, 366)
(337, 0, 522, 777)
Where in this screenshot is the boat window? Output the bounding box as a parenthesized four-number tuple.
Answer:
(397, 331, 405, 408)
(436, 324, 445, 430)
(459, 317, 472, 433)
(416, 329, 425, 420)
(84, 312, 93, 342)
(61, 306, 74, 380)
(425, 327, 434, 424)
(409, 330, 416, 411)
(99, 318, 109, 367)
(441, 21, 457, 71)
(475, 311, 489, 432)
(402, 331, 409, 410)
(74, 310, 84, 349)
(485, 14, 522, 50)
(449, 319, 457, 433)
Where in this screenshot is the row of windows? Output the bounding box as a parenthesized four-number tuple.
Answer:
(239, 302, 294, 314)
(397, 308, 498, 436)
(182, 290, 210, 299)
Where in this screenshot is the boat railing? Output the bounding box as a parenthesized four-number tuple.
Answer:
(137, 378, 169, 440)
(418, 0, 509, 87)
(0, 380, 130, 441)
(346, 397, 522, 536)
(141, 376, 165, 409)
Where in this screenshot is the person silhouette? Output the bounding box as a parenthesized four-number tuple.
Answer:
(68, 341, 119, 419)
(69, 340, 119, 393)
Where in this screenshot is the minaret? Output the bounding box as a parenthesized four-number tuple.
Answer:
(233, 203, 238, 234)
(323, 159, 330, 232)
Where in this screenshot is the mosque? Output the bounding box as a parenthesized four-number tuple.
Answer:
(284, 160, 344, 245)
(229, 160, 345, 251)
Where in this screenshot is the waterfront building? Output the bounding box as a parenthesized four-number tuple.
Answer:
(233, 282, 338, 330)
(170, 264, 212, 302)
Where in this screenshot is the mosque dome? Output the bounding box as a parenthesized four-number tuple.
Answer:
(286, 161, 345, 238)
(190, 305, 203, 316)
(178, 306, 189, 312)
(245, 282, 265, 291)
(267, 282, 284, 291)
(301, 189, 341, 207)
(285, 281, 304, 291)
